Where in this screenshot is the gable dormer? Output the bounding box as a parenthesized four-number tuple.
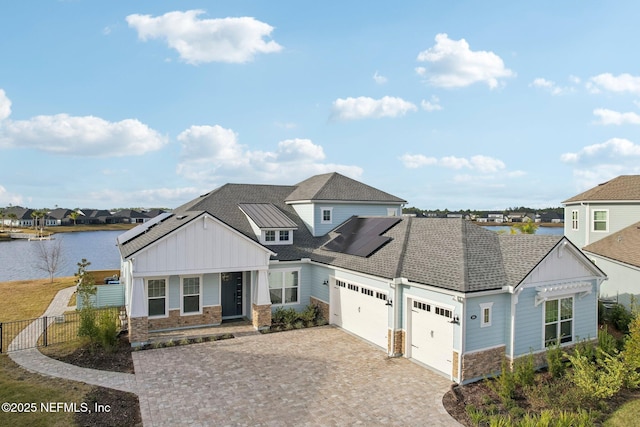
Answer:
(238, 203, 298, 245)
(285, 172, 406, 237)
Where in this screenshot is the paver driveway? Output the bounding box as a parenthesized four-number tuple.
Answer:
(133, 326, 460, 426)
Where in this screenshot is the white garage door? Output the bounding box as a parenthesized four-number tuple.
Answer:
(409, 299, 454, 375)
(330, 279, 389, 349)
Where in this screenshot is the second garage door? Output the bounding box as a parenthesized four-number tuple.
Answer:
(408, 298, 454, 375)
(330, 279, 389, 349)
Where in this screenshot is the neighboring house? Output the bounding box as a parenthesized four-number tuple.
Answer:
(508, 212, 535, 223)
(2, 206, 34, 227)
(117, 172, 606, 384)
(563, 175, 640, 306)
(47, 208, 74, 226)
(115, 209, 151, 224)
(76, 209, 114, 224)
(537, 212, 563, 224)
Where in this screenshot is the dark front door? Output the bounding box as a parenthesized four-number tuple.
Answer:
(221, 272, 243, 318)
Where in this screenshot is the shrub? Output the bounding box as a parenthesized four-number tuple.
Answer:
(546, 341, 565, 378)
(299, 304, 319, 324)
(514, 353, 535, 388)
(96, 308, 119, 352)
(487, 358, 516, 406)
(598, 326, 621, 356)
(623, 313, 640, 371)
(609, 303, 632, 334)
(567, 347, 625, 399)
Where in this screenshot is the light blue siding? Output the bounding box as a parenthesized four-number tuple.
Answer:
(269, 263, 312, 312)
(592, 254, 640, 308)
(464, 294, 509, 352)
(564, 203, 640, 248)
(513, 280, 598, 356)
(203, 273, 220, 306)
(291, 204, 314, 235)
(168, 275, 180, 310)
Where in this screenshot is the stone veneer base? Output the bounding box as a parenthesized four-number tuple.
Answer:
(310, 297, 330, 322)
(252, 303, 272, 330)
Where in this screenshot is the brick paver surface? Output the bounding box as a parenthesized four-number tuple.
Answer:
(133, 327, 461, 426)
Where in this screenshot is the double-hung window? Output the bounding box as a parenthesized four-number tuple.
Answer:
(147, 279, 167, 317)
(571, 210, 579, 231)
(321, 207, 333, 224)
(544, 297, 573, 346)
(265, 230, 276, 242)
(268, 270, 299, 305)
(182, 277, 201, 314)
(592, 210, 608, 232)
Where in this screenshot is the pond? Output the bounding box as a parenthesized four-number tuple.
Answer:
(0, 230, 122, 282)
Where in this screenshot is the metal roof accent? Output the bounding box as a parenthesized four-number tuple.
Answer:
(238, 203, 298, 229)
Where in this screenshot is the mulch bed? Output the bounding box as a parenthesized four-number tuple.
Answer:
(46, 332, 140, 426)
(51, 332, 135, 374)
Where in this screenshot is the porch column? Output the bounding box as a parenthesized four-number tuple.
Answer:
(252, 269, 272, 330)
(128, 277, 148, 345)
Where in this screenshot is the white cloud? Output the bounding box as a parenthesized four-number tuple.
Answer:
(176, 125, 362, 185)
(0, 89, 11, 121)
(420, 96, 442, 112)
(530, 78, 572, 95)
(88, 187, 201, 208)
(0, 184, 24, 207)
(561, 138, 640, 163)
(415, 33, 514, 89)
(593, 108, 640, 125)
(0, 113, 167, 156)
(373, 71, 388, 84)
(587, 73, 640, 95)
(399, 154, 437, 168)
(126, 10, 282, 64)
(400, 153, 505, 173)
(331, 96, 417, 121)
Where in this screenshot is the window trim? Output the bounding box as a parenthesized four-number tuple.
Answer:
(268, 268, 300, 306)
(320, 207, 333, 224)
(146, 277, 168, 319)
(261, 228, 293, 245)
(571, 210, 579, 231)
(480, 302, 493, 328)
(543, 296, 574, 347)
(265, 230, 276, 242)
(180, 275, 202, 316)
(592, 209, 609, 232)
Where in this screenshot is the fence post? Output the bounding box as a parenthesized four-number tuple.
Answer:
(42, 316, 48, 347)
(0, 322, 3, 353)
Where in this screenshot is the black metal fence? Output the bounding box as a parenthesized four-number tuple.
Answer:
(0, 307, 124, 353)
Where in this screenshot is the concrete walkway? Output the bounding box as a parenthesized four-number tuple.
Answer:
(8, 286, 462, 426)
(8, 287, 137, 393)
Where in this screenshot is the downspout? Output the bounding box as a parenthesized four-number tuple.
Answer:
(389, 282, 397, 357)
(458, 295, 465, 382)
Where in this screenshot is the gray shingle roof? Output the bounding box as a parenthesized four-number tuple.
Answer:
(583, 221, 640, 268)
(563, 175, 640, 203)
(285, 172, 407, 203)
(118, 173, 564, 293)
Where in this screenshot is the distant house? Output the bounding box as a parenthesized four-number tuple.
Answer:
(563, 175, 640, 306)
(538, 212, 563, 224)
(117, 172, 606, 384)
(76, 209, 114, 224)
(508, 212, 535, 223)
(115, 209, 151, 224)
(47, 208, 74, 226)
(2, 206, 34, 227)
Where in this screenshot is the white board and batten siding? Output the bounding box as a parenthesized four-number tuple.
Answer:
(132, 215, 272, 276)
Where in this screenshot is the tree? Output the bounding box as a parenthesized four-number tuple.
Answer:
(7, 213, 17, 230)
(68, 210, 80, 225)
(511, 222, 538, 234)
(0, 208, 4, 232)
(34, 239, 64, 283)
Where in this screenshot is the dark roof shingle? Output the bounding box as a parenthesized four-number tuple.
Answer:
(563, 175, 640, 203)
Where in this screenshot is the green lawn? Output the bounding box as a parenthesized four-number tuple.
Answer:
(605, 396, 640, 426)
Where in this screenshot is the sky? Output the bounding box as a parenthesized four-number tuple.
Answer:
(1, 1, 639, 211)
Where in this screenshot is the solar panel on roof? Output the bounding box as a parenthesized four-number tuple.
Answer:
(116, 212, 173, 245)
(323, 217, 401, 257)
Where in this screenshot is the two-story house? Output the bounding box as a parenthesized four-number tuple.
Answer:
(118, 172, 605, 384)
(563, 175, 640, 306)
